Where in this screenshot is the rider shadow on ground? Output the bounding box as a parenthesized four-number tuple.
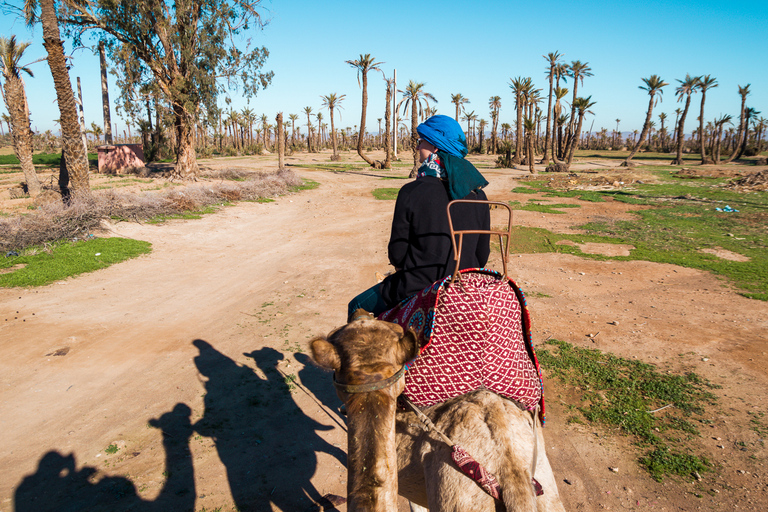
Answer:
(14, 403, 196, 512)
(193, 340, 346, 512)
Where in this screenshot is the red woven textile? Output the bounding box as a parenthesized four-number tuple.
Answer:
(451, 445, 502, 499)
(379, 269, 544, 417)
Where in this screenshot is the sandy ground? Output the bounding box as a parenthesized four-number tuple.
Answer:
(1, 152, 767, 511)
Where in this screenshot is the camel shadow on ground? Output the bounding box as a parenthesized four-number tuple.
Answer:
(14, 403, 196, 512)
(13, 341, 347, 512)
(194, 340, 347, 511)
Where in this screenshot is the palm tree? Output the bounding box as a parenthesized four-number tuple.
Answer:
(509, 77, 532, 164)
(755, 117, 767, 154)
(672, 74, 699, 165)
(552, 86, 569, 161)
(0, 36, 41, 197)
(712, 114, 732, 163)
(658, 112, 668, 151)
(542, 51, 563, 163)
(567, 96, 596, 167)
(461, 110, 475, 148)
(288, 113, 299, 146)
(724, 84, 751, 163)
(696, 75, 718, 164)
(321, 93, 345, 160)
(567, 61, 593, 135)
(303, 106, 313, 152)
(27, 0, 90, 199)
(315, 112, 324, 148)
(450, 93, 469, 122)
(398, 80, 436, 175)
(523, 117, 536, 173)
(346, 53, 383, 167)
(488, 96, 501, 154)
(623, 75, 668, 166)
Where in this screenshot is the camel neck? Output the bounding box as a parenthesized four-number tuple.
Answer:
(345, 389, 399, 511)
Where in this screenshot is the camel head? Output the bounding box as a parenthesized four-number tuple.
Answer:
(311, 310, 419, 511)
(310, 310, 419, 401)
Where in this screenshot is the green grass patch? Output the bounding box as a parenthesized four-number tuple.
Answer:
(146, 205, 221, 224)
(539, 339, 717, 481)
(104, 444, 119, 454)
(0, 237, 152, 287)
(509, 200, 581, 214)
(372, 188, 400, 200)
(0, 152, 98, 167)
(508, 175, 768, 300)
(290, 179, 319, 191)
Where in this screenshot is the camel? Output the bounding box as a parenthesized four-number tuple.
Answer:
(310, 313, 566, 512)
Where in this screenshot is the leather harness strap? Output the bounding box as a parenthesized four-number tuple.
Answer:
(332, 365, 406, 394)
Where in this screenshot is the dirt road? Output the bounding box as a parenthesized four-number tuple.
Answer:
(1, 157, 767, 511)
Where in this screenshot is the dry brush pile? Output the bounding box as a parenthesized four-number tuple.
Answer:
(0, 169, 303, 252)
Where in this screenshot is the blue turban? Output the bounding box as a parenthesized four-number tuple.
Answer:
(416, 115, 488, 199)
(416, 115, 468, 158)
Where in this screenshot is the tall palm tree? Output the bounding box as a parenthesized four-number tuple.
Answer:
(754, 117, 767, 154)
(450, 93, 469, 122)
(658, 112, 668, 151)
(712, 114, 732, 163)
(346, 53, 383, 167)
(461, 110, 476, 148)
(399, 80, 436, 175)
(523, 117, 536, 173)
(303, 106, 313, 152)
(315, 112, 324, 148)
(696, 75, 718, 164)
(552, 86, 569, 161)
(321, 93, 345, 160)
(567, 96, 596, 167)
(623, 75, 668, 166)
(672, 74, 699, 165)
(27, 0, 90, 199)
(542, 51, 563, 163)
(0, 36, 41, 197)
(509, 77, 532, 164)
(567, 61, 593, 135)
(488, 95, 501, 154)
(288, 113, 299, 146)
(724, 84, 751, 163)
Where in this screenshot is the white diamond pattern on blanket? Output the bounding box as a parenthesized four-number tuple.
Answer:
(379, 270, 543, 410)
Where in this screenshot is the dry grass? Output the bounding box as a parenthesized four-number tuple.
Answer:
(0, 169, 302, 252)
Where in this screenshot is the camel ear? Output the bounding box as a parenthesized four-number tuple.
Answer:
(399, 328, 420, 363)
(310, 337, 341, 372)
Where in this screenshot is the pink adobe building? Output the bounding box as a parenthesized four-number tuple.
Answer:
(96, 144, 145, 174)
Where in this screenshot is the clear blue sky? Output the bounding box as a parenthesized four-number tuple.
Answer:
(2, 0, 766, 137)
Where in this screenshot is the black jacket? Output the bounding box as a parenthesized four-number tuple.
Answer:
(380, 176, 490, 306)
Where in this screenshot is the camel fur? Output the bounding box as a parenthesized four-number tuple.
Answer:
(310, 313, 566, 512)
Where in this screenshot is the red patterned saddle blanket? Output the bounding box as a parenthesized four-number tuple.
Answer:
(378, 269, 544, 418)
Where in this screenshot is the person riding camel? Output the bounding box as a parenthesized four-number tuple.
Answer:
(348, 114, 491, 320)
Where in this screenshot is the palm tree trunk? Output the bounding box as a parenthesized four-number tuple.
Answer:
(408, 101, 419, 177)
(567, 113, 586, 168)
(276, 112, 284, 170)
(381, 80, 392, 168)
(699, 92, 711, 164)
(357, 72, 375, 166)
(672, 96, 691, 165)
(623, 95, 656, 165)
(40, 0, 91, 199)
(98, 42, 113, 144)
(513, 94, 523, 164)
(329, 109, 338, 159)
(542, 73, 554, 164)
(4, 75, 41, 197)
